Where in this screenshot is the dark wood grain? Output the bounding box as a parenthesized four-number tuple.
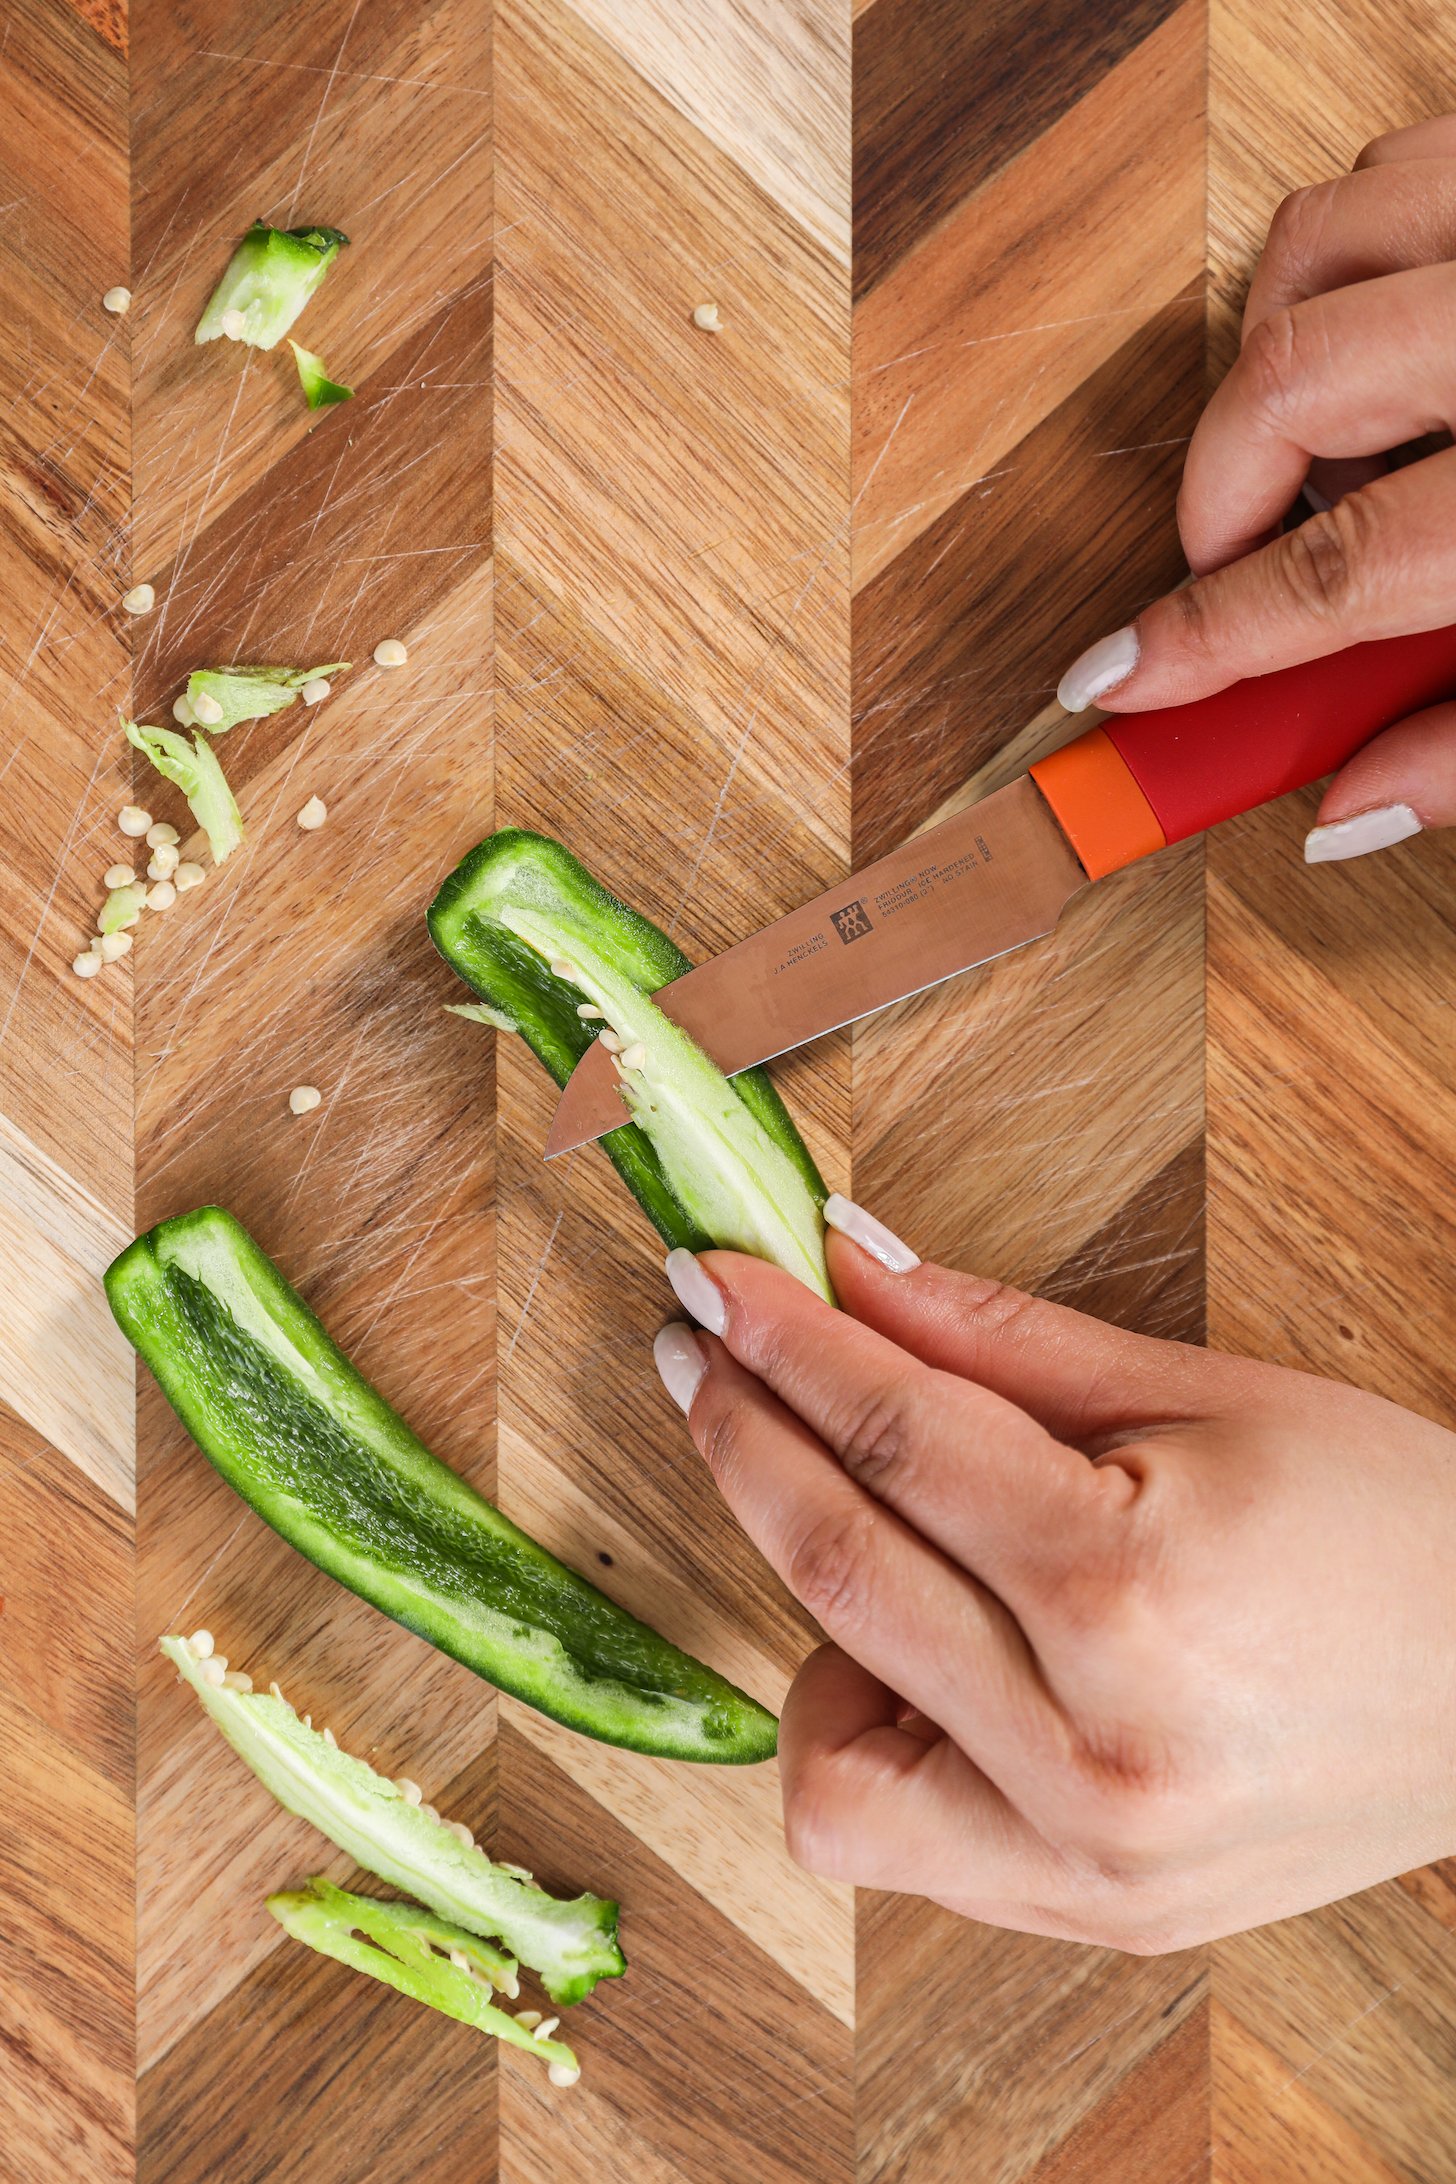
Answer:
(0, 1403, 133, 2184)
(1041, 1135, 1206, 1345)
(1024, 2006, 1210, 2184)
(0, 2, 134, 2174)
(856, 1891, 1205, 2184)
(0, 1406, 132, 1789)
(132, 291, 492, 790)
(852, 287, 1203, 864)
(854, 0, 1187, 301)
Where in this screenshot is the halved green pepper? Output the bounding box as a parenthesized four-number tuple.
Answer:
(109, 1207, 776, 1764)
(429, 831, 831, 1297)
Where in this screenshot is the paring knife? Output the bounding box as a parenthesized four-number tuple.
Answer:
(544, 621, 1456, 1158)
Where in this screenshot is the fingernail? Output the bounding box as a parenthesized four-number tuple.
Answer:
(654, 1322, 707, 1414)
(1056, 626, 1139, 712)
(1303, 803, 1421, 864)
(823, 1193, 920, 1273)
(664, 1247, 727, 1334)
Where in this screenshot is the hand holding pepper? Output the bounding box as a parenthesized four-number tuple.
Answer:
(653, 1211, 1456, 1948)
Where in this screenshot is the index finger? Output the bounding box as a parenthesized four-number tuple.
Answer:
(666, 1322, 1073, 1791)
(1179, 263, 1456, 573)
(676, 1247, 1107, 1612)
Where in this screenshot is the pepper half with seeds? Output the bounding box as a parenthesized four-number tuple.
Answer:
(165, 1632, 621, 2007)
(109, 1208, 777, 1765)
(429, 830, 832, 1299)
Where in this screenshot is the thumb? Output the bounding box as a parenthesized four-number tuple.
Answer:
(1303, 701, 1456, 862)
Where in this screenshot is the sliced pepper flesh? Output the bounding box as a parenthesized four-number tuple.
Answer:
(187, 662, 350, 734)
(268, 1879, 581, 2078)
(195, 222, 348, 350)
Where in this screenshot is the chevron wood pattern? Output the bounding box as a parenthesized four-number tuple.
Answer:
(2, 0, 1454, 2177)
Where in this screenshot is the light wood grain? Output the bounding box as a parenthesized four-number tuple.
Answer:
(497, 1723, 854, 2184)
(507, 1697, 857, 2026)
(496, 0, 849, 859)
(0, 1, 134, 2174)
(567, 0, 850, 265)
(0, 1108, 134, 1506)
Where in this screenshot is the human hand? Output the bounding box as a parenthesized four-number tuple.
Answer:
(1056, 114, 1456, 866)
(652, 1200, 1456, 1951)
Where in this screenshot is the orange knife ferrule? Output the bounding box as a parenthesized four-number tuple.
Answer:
(1030, 726, 1166, 882)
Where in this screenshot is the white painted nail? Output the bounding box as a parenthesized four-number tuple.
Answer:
(1303, 803, 1421, 864)
(653, 1322, 707, 1415)
(663, 1248, 727, 1335)
(823, 1194, 920, 1272)
(1056, 626, 1139, 713)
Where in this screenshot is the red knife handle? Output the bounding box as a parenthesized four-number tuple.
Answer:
(1031, 621, 1456, 881)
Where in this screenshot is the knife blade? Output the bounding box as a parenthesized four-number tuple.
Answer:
(543, 774, 1085, 1157)
(544, 615, 1456, 1160)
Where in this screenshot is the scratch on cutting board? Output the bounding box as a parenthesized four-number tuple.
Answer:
(862, 292, 1205, 379)
(167, 1511, 252, 1632)
(663, 393, 898, 936)
(0, 735, 113, 1053)
(198, 49, 489, 97)
(1279, 1984, 1403, 2092)
(1094, 434, 1193, 459)
(505, 1209, 566, 1365)
(287, 0, 365, 221)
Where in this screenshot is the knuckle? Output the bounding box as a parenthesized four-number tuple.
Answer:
(948, 1273, 1046, 1345)
(1047, 1463, 1174, 1641)
(1065, 1736, 1204, 1881)
(1165, 580, 1222, 670)
(782, 1759, 856, 1881)
(1240, 305, 1309, 421)
(783, 1502, 879, 1635)
(1265, 180, 1335, 266)
(697, 1394, 749, 1497)
(832, 1379, 916, 1497)
(1278, 496, 1377, 625)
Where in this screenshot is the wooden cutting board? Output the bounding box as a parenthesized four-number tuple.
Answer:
(2, 0, 1454, 2177)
